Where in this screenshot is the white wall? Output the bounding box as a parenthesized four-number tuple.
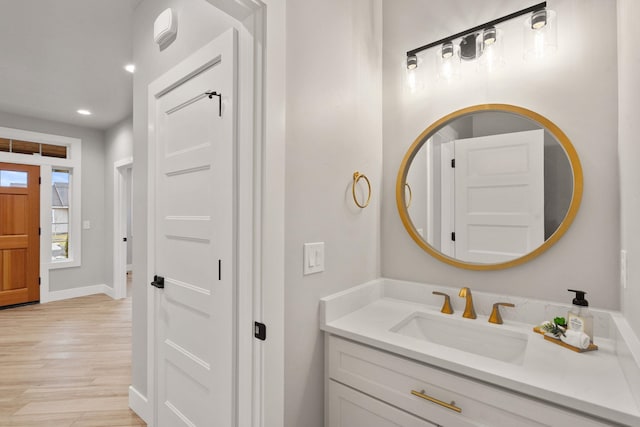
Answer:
(131, 0, 237, 398)
(104, 116, 133, 290)
(0, 110, 106, 292)
(617, 0, 640, 336)
(284, 1, 382, 426)
(382, 0, 621, 310)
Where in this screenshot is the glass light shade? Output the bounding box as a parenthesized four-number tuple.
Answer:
(403, 55, 426, 94)
(441, 42, 454, 59)
(478, 28, 505, 72)
(523, 9, 557, 61)
(436, 43, 460, 81)
(407, 54, 418, 70)
(483, 27, 497, 46)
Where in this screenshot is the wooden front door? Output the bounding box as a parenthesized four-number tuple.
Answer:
(0, 162, 40, 307)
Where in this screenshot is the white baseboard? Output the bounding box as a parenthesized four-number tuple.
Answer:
(43, 283, 115, 303)
(129, 385, 151, 424)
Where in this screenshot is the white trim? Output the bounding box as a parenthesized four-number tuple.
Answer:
(142, 2, 283, 427)
(128, 386, 151, 424)
(0, 126, 82, 304)
(45, 283, 114, 303)
(114, 157, 133, 300)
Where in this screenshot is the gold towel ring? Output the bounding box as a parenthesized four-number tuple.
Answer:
(405, 183, 412, 209)
(352, 171, 371, 208)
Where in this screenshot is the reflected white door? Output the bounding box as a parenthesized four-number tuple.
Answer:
(454, 129, 544, 263)
(149, 29, 237, 427)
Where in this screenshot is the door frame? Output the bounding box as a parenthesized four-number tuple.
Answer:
(113, 157, 133, 300)
(0, 127, 82, 304)
(144, 1, 285, 426)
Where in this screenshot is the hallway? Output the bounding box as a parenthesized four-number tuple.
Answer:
(0, 293, 144, 426)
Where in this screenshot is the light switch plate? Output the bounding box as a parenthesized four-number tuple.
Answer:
(83, 220, 91, 230)
(303, 242, 325, 275)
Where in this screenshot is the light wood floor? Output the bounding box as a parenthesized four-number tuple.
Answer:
(0, 293, 146, 426)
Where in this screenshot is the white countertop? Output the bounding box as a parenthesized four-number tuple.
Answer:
(320, 279, 640, 426)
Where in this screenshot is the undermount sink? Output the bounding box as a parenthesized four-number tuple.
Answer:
(390, 312, 529, 364)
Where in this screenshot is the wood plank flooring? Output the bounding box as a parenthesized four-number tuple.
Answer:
(0, 293, 146, 426)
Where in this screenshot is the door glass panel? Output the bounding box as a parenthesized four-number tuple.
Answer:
(0, 170, 28, 188)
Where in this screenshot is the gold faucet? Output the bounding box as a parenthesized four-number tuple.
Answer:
(432, 291, 453, 314)
(488, 302, 515, 324)
(458, 287, 476, 319)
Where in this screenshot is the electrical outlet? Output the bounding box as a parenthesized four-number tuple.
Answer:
(303, 242, 325, 275)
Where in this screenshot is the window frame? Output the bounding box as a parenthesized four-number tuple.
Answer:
(0, 126, 82, 270)
(51, 168, 72, 262)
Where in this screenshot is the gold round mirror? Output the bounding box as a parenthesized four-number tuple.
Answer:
(396, 104, 583, 270)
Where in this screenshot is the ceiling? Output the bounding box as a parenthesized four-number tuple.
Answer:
(0, 0, 139, 130)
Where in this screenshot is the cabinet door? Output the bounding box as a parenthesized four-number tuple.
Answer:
(329, 381, 438, 427)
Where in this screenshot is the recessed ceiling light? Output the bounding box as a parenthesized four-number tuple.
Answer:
(77, 109, 92, 116)
(124, 64, 136, 73)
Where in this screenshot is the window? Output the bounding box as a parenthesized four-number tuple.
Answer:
(0, 170, 28, 188)
(0, 137, 68, 158)
(52, 169, 71, 261)
(0, 126, 81, 271)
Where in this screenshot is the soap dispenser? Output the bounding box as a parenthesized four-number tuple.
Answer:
(567, 289, 594, 343)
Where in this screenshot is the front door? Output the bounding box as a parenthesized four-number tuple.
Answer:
(0, 163, 39, 307)
(150, 29, 237, 426)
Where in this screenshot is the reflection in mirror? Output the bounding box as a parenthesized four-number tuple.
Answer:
(397, 105, 582, 270)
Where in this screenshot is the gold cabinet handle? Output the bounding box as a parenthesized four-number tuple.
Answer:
(411, 389, 462, 413)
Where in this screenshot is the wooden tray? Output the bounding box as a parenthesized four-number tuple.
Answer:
(532, 326, 598, 353)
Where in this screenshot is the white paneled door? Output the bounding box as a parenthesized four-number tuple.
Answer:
(454, 129, 545, 263)
(149, 29, 237, 427)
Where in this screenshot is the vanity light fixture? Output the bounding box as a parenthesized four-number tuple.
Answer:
(531, 9, 547, 30)
(483, 27, 497, 46)
(406, 54, 418, 70)
(441, 42, 454, 59)
(405, 2, 549, 69)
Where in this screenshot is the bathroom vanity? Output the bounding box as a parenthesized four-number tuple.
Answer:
(321, 279, 640, 426)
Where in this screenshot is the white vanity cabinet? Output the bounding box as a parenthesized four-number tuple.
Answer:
(329, 381, 438, 427)
(326, 335, 612, 427)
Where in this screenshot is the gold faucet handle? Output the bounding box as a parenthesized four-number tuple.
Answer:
(488, 302, 515, 324)
(432, 291, 453, 314)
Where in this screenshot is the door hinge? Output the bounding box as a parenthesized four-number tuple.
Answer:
(451, 158, 456, 168)
(451, 232, 456, 241)
(39, 176, 42, 184)
(254, 322, 266, 341)
(39, 227, 41, 236)
(38, 277, 41, 285)
(218, 259, 221, 281)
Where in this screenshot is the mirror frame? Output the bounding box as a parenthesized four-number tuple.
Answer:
(396, 104, 583, 270)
